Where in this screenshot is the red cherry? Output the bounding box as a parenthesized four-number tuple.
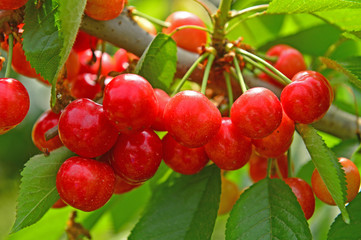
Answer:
(73, 30, 98, 53)
(70, 73, 101, 100)
(32, 110, 63, 152)
(284, 177, 315, 220)
(56, 156, 115, 212)
(85, 0, 125, 21)
(110, 129, 162, 183)
(151, 88, 170, 131)
(0, 78, 30, 134)
(162, 133, 209, 175)
(65, 50, 80, 81)
(248, 152, 288, 182)
(281, 71, 332, 124)
(252, 109, 295, 158)
(103, 74, 158, 133)
(163, 11, 207, 53)
(52, 198, 67, 209)
(113, 175, 142, 194)
(78, 49, 116, 76)
(0, 0, 28, 9)
(58, 98, 119, 158)
(311, 157, 360, 205)
(163, 90, 221, 148)
(231, 87, 283, 139)
(114, 48, 129, 73)
(205, 118, 252, 170)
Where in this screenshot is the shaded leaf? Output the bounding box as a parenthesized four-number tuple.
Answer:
(128, 165, 221, 240)
(11, 147, 75, 233)
(225, 178, 312, 240)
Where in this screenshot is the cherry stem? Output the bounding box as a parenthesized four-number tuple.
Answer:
(230, 4, 269, 18)
(287, 149, 293, 178)
(226, 10, 267, 35)
(171, 52, 210, 96)
(233, 54, 247, 93)
(131, 8, 170, 28)
(45, 125, 58, 141)
(5, 33, 13, 78)
(266, 158, 273, 178)
(273, 159, 283, 179)
(200, 53, 216, 94)
(169, 25, 212, 37)
(224, 71, 233, 114)
(236, 48, 292, 85)
(242, 55, 287, 86)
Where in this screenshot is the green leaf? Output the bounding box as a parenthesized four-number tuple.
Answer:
(134, 33, 177, 92)
(11, 147, 75, 233)
(320, 57, 361, 90)
(128, 164, 221, 240)
(296, 124, 349, 223)
(316, 9, 361, 33)
(225, 178, 312, 240)
(328, 192, 361, 240)
(268, 0, 361, 14)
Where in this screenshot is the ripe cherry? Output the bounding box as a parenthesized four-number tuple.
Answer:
(252, 109, 295, 158)
(114, 48, 129, 73)
(114, 175, 142, 194)
(65, 50, 80, 81)
(311, 157, 360, 205)
(281, 71, 332, 124)
(56, 156, 115, 212)
(78, 49, 116, 76)
(85, 0, 125, 21)
(231, 87, 283, 139)
(151, 88, 170, 131)
(0, 0, 28, 9)
(218, 177, 240, 215)
(52, 198, 67, 209)
(205, 117, 252, 170)
(70, 73, 101, 100)
(163, 11, 207, 53)
(162, 133, 209, 175)
(110, 129, 162, 183)
(103, 74, 158, 133)
(163, 90, 221, 148)
(0, 78, 30, 134)
(32, 110, 63, 152)
(58, 98, 119, 158)
(284, 177, 315, 220)
(73, 30, 98, 53)
(248, 152, 288, 182)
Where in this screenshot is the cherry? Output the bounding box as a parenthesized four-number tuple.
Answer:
(133, 16, 157, 35)
(52, 198, 67, 209)
(78, 49, 116, 76)
(218, 177, 240, 215)
(311, 157, 360, 205)
(73, 30, 98, 53)
(103, 74, 158, 133)
(85, 0, 125, 21)
(252, 109, 294, 158)
(281, 71, 332, 124)
(110, 129, 162, 183)
(58, 98, 119, 158)
(248, 152, 288, 182)
(56, 156, 115, 212)
(114, 48, 129, 73)
(0, 78, 30, 134)
(163, 11, 207, 53)
(151, 88, 170, 131)
(205, 117, 252, 170)
(163, 90, 221, 148)
(114, 175, 142, 194)
(65, 49, 80, 81)
(0, 0, 28, 9)
(162, 133, 209, 175)
(284, 177, 315, 220)
(70, 73, 101, 100)
(32, 110, 63, 152)
(230, 87, 283, 139)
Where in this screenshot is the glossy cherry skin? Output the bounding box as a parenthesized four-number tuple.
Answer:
(311, 157, 360, 205)
(56, 156, 115, 212)
(205, 118, 252, 170)
(73, 30, 98, 53)
(110, 129, 162, 183)
(103, 74, 158, 133)
(218, 177, 240, 215)
(32, 110, 63, 152)
(252, 109, 295, 158)
(284, 177, 315, 220)
(113, 175, 142, 194)
(163, 90, 221, 148)
(231, 87, 283, 139)
(78, 49, 116, 76)
(248, 152, 288, 182)
(0, 78, 30, 134)
(163, 11, 207, 53)
(281, 71, 332, 124)
(151, 88, 170, 131)
(58, 98, 119, 158)
(85, 0, 125, 21)
(114, 48, 129, 73)
(70, 73, 101, 100)
(0, 0, 28, 9)
(162, 133, 209, 175)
